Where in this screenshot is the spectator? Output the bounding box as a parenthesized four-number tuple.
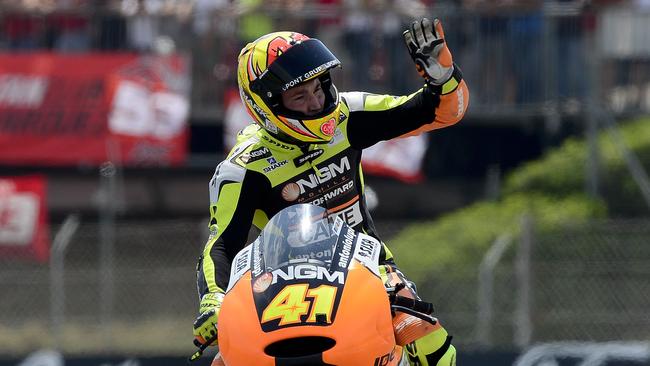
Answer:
(126, 2, 158, 52)
(96, 10, 128, 50)
(234, 0, 276, 45)
(555, 0, 589, 104)
(3, 13, 44, 50)
(48, 12, 91, 52)
(342, 0, 374, 91)
(382, 0, 428, 94)
(506, 0, 544, 104)
(461, 0, 513, 104)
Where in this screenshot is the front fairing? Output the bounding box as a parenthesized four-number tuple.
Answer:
(244, 204, 347, 331)
(219, 204, 398, 365)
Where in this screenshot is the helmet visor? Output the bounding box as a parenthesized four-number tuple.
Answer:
(252, 39, 341, 95)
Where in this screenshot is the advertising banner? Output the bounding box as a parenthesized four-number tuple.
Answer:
(0, 53, 190, 166)
(0, 175, 49, 262)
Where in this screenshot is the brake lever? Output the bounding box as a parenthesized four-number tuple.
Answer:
(188, 333, 218, 363)
(391, 305, 439, 326)
(386, 282, 407, 307)
(392, 295, 434, 315)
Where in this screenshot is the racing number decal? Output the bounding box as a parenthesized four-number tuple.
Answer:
(306, 285, 337, 323)
(262, 284, 310, 326)
(261, 284, 338, 326)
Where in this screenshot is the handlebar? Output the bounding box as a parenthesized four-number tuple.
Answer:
(386, 282, 438, 326)
(390, 305, 438, 326)
(391, 295, 434, 315)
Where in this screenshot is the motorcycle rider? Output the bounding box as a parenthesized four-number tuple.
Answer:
(194, 17, 468, 365)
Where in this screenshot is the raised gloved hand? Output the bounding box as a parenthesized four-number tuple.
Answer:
(403, 18, 454, 86)
(192, 292, 224, 347)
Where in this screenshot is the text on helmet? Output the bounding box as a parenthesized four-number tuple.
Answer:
(282, 60, 340, 92)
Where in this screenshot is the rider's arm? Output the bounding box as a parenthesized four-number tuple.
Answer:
(197, 159, 270, 296)
(344, 72, 469, 150)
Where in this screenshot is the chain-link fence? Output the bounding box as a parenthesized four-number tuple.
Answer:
(0, 215, 409, 356)
(414, 217, 650, 351)
(532, 219, 650, 343)
(2, 215, 649, 355)
(0, 218, 207, 355)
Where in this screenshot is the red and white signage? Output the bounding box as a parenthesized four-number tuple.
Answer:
(0, 175, 50, 262)
(0, 53, 190, 166)
(362, 134, 428, 183)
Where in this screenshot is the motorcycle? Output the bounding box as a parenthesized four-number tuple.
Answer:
(191, 203, 439, 366)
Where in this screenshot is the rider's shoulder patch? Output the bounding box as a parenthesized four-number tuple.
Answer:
(209, 159, 246, 203)
(239, 146, 272, 164)
(341, 91, 369, 113)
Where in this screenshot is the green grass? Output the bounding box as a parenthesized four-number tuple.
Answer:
(388, 116, 650, 284)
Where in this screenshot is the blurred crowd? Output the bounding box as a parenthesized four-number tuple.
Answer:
(1, 0, 649, 112)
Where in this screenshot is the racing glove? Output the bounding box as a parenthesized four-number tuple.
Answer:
(192, 292, 224, 346)
(403, 18, 454, 87)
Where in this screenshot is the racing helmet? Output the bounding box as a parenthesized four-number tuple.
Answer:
(237, 32, 342, 144)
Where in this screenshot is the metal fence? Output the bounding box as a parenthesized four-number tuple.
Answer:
(427, 216, 650, 351)
(1, 214, 649, 355)
(0, 217, 207, 355)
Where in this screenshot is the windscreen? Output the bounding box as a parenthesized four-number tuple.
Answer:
(258, 204, 341, 272)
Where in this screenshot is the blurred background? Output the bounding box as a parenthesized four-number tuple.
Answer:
(1, 0, 649, 365)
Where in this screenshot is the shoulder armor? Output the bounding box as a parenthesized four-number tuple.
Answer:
(209, 159, 246, 204)
(341, 91, 369, 113)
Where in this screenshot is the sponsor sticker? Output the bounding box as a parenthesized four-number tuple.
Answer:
(320, 118, 336, 136)
(272, 264, 344, 285)
(281, 60, 340, 91)
(281, 182, 301, 202)
(353, 233, 381, 277)
(263, 158, 288, 173)
(261, 133, 295, 150)
(294, 156, 351, 194)
(293, 148, 324, 167)
(328, 127, 344, 146)
(240, 146, 271, 163)
(332, 216, 344, 236)
(331, 200, 363, 227)
(253, 272, 273, 293)
(336, 227, 356, 269)
(227, 244, 253, 291)
(309, 181, 354, 206)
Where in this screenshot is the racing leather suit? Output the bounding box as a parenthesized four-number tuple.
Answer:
(197, 75, 467, 366)
(198, 73, 467, 295)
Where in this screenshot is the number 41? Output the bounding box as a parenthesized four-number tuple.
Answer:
(261, 284, 337, 326)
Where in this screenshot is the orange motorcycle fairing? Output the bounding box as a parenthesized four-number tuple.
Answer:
(217, 259, 402, 366)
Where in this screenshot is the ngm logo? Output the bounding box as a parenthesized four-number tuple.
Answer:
(296, 156, 351, 194)
(272, 264, 344, 285)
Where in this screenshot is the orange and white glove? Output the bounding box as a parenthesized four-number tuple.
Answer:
(403, 18, 454, 86)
